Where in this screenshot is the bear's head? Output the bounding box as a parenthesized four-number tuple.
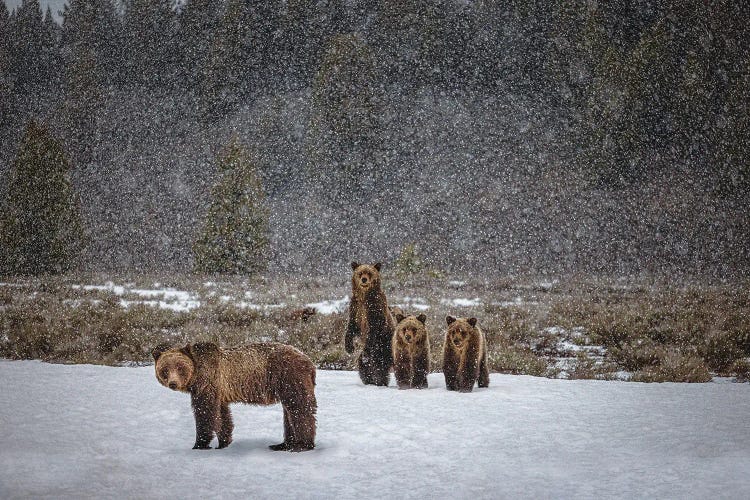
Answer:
(350, 262, 382, 293)
(152, 343, 196, 392)
(445, 316, 478, 350)
(394, 313, 428, 345)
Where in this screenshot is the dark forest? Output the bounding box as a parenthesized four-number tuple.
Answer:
(1, 0, 748, 278)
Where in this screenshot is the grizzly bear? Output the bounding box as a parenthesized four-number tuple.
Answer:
(344, 262, 396, 386)
(152, 342, 316, 451)
(392, 313, 430, 389)
(442, 316, 490, 392)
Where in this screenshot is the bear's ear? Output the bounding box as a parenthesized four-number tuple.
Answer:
(395, 312, 406, 324)
(180, 344, 194, 360)
(416, 313, 427, 324)
(446, 315, 456, 325)
(373, 262, 382, 271)
(188, 342, 220, 359)
(152, 343, 171, 361)
(467, 317, 478, 327)
(351, 261, 360, 271)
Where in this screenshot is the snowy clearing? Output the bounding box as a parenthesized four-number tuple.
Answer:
(1, 361, 748, 499)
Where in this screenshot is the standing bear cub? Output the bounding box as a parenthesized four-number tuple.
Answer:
(345, 262, 396, 386)
(153, 342, 316, 451)
(442, 316, 490, 392)
(392, 313, 430, 389)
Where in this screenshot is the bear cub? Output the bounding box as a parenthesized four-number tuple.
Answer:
(442, 316, 490, 392)
(345, 262, 396, 386)
(153, 341, 316, 451)
(392, 312, 430, 389)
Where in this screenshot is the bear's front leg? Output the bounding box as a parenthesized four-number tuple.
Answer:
(191, 391, 220, 449)
(217, 403, 234, 449)
(393, 351, 412, 389)
(457, 356, 479, 393)
(345, 313, 359, 354)
(412, 353, 429, 389)
(443, 349, 458, 391)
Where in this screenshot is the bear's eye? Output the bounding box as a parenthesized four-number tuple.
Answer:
(160, 368, 168, 379)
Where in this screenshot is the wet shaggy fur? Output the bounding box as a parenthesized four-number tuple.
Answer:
(392, 313, 430, 389)
(344, 262, 396, 386)
(152, 342, 317, 451)
(442, 316, 490, 392)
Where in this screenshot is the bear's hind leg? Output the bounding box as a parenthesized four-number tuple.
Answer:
(478, 353, 490, 388)
(272, 377, 317, 452)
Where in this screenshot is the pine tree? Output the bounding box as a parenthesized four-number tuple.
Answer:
(10, 0, 44, 93)
(714, 57, 750, 197)
(201, 0, 252, 120)
(177, 0, 222, 93)
(122, 0, 178, 89)
(61, 0, 120, 162)
(61, 0, 121, 87)
(40, 6, 63, 91)
(0, 3, 13, 129)
(193, 139, 270, 275)
(308, 34, 381, 187)
(0, 121, 84, 276)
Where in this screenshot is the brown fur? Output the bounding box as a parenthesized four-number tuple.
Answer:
(153, 342, 317, 451)
(442, 316, 490, 392)
(392, 313, 430, 389)
(344, 262, 396, 386)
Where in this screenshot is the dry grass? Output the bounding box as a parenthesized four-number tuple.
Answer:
(1, 275, 748, 382)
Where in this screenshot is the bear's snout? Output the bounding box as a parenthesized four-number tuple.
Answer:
(168, 381, 178, 390)
(404, 334, 412, 342)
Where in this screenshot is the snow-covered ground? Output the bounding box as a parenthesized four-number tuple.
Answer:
(1, 361, 748, 499)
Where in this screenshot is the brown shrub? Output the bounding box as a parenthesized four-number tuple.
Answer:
(631, 350, 711, 383)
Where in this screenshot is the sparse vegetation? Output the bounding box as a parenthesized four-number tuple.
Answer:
(1, 276, 748, 383)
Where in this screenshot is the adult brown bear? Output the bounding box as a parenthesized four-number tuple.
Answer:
(153, 342, 316, 451)
(344, 262, 396, 386)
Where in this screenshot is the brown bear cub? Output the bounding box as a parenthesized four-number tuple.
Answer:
(392, 313, 430, 389)
(442, 316, 490, 392)
(344, 262, 396, 386)
(152, 342, 316, 452)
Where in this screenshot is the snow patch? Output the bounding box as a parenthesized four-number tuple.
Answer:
(392, 296, 431, 311)
(72, 283, 201, 312)
(440, 297, 482, 307)
(305, 297, 350, 315)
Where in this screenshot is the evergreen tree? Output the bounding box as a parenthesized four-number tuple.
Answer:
(193, 139, 270, 275)
(245, 0, 283, 85)
(0, 3, 13, 129)
(308, 33, 381, 188)
(61, 0, 121, 87)
(0, 121, 84, 276)
(10, 0, 44, 93)
(61, 0, 120, 162)
(713, 58, 750, 197)
(271, 0, 325, 87)
(40, 6, 63, 91)
(122, 0, 178, 89)
(201, 0, 252, 119)
(177, 0, 222, 93)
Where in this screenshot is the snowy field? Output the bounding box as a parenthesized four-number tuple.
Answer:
(1, 361, 749, 499)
